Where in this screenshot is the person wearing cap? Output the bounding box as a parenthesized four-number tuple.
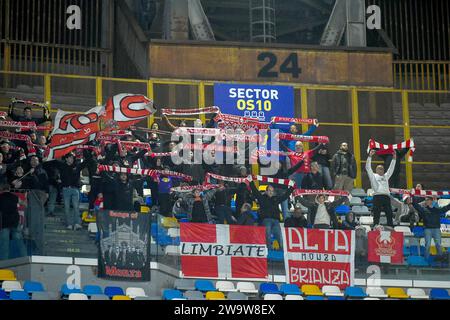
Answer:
(410, 196, 450, 260)
(341, 212, 358, 230)
(296, 194, 345, 229)
(366, 149, 396, 228)
(284, 204, 308, 228)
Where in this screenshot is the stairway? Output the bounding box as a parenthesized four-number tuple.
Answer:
(43, 204, 98, 259)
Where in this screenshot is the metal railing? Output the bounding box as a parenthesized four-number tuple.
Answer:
(0, 70, 450, 190)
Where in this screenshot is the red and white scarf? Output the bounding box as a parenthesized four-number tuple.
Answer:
(97, 165, 193, 181)
(390, 188, 450, 198)
(174, 127, 263, 143)
(171, 184, 221, 193)
(0, 131, 36, 155)
(276, 133, 329, 144)
(214, 113, 271, 130)
(271, 117, 319, 126)
(0, 111, 7, 119)
(146, 151, 178, 158)
(12, 99, 47, 108)
(75, 145, 101, 154)
(250, 149, 301, 161)
(118, 140, 152, 151)
(183, 143, 238, 153)
(293, 189, 350, 197)
(205, 172, 296, 188)
(161, 106, 220, 116)
(205, 172, 249, 184)
(0, 120, 52, 132)
(367, 138, 415, 161)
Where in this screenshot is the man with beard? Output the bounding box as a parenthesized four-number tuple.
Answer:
(331, 142, 357, 192)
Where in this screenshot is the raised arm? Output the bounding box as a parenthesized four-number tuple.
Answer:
(365, 150, 375, 177)
(249, 179, 263, 202)
(277, 186, 294, 204)
(303, 125, 318, 136)
(162, 114, 178, 131)
(286, 158, 304, 175)
(385, 153, 397, 180)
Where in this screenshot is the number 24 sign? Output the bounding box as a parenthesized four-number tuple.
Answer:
(257, 52, 302, 79)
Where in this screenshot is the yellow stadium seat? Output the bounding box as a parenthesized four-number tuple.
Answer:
(301, 285, 324, 296)
(140, 206, 150, 213)
(162, 217, 179, 228)
(206, 291, 226, 300)
(0, 269, 16, 281)
(81, 211, 96, 223)
(386, 288, 409, 299)
(272, 240, 280, 250)
(259, 185, 268, 192)
(251, 202, 259, 211)
(430, 246, 447, 255)
(112, 295, 132, 300)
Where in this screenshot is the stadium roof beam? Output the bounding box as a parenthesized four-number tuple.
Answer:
(277, 18, 329, 36)
(294, 0, 330, 14)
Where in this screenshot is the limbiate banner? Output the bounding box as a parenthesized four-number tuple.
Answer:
(97, 210, 151, 281)
(214, 83, 294, 122)
(282, 228, 355, 289)
(180, 223, 268, 280)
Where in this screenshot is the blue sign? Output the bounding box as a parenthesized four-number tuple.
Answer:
(213, 83, 294, 122)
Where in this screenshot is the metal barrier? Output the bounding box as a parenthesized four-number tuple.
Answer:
(1, 70, 450, 190)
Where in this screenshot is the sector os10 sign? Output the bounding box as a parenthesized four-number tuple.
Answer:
(213, 83, 294, 122)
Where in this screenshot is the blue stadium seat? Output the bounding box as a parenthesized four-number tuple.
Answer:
(267, 250, 284, 262)
(10, 290, 30, 300)
(157, 234, 177, 246)
(441, 218, 450, 225)
(407, 256, 429, 267)
(179, 218, 190, 223)
(410, 246, 426, 256)
(412, 226, 425, 238)
(24, 281, 45, 293)
(426, 256, 447, 268)
(163, 289, 184, 300)
(430, 289, 450, 300)
(335, 205, 350, 216)
(0, 289, 9, 300)
(403, 246, 410, 257)
(306, 296, 324, 300)
(145, 196, 152, 206)
(250, 211, 259, 221)
(61, 284, 82, 296)
(195, 280, 216, 292)
(327, 296, 345, 300)
(280, 284, 302, 296)
(344, 286, 367, 298)
(259, 283, 282, 296)
(104, 286, 125, 298)
(83, 285, 103, 296)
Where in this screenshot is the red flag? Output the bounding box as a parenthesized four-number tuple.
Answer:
(103, 94, 155, 130)
(180, 223, 268, 279)
(47, 106, 103, 159)
(283, 228, 355, 289)
(368, 230, 404, 264)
